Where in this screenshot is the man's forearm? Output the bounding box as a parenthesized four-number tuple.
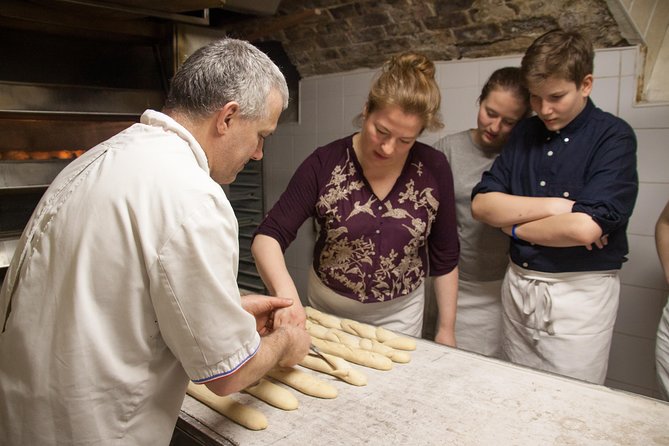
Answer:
(204, 326, 307, 396)
(507, 212, 603, 247)
(472, 192, 574, 227)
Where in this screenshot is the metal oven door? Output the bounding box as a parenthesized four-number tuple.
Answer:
(0, 113, 139, 284)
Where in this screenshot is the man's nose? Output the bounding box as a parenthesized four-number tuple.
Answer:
(251, 145, 264, 161)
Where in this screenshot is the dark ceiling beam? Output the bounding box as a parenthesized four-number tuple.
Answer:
(51, 0, 211, 25)
(0, 0, 172, 41)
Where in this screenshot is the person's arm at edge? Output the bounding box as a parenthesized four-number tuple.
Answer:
(656, 200, 669, 285)
(251, 234, 306, 328)
(204, 324, 311, 396)
(433, 266, 458, 347)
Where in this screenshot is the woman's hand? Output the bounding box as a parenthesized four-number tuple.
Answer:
(434, 327, 456, 348)
(273, 297, 307, 329)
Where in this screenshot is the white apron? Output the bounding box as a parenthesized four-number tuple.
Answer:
(455, 278, 504, 358)
(502, 262, 619, 384)
(307, 267, 424, 337)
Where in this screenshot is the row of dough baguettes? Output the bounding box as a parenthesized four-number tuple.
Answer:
(305, 306, 417, 351)
(188, 309, 416, 430)
(187, 347, 374, 430)
(307, 320, 411, 365)
(187, 363, 340, 431)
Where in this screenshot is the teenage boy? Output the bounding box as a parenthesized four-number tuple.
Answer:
(471, 29, 638, 384)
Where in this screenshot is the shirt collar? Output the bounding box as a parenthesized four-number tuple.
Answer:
(545, 97, 595, 137)
(140, 109, 210, 174)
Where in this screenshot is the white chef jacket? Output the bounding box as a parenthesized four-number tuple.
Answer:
(0, 110, 260, 445)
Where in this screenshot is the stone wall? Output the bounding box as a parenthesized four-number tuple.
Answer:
(222, 0, 630, 77)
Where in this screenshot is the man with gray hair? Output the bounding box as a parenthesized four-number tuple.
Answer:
(0, 38, 310, 445)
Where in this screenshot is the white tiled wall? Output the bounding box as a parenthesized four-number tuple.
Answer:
(261, 46, 669, 399)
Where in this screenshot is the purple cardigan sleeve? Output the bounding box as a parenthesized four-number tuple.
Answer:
(253, 148, 324, 252)
(423, 146, 460, 276)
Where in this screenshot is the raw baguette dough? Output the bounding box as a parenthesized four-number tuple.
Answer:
(308, 320, 411, 364)
(306, 320, 356, 346)
(244, 378, 299, 410)
(306, 306, 416, 351)
(341, 318, 417, 351)
(299, 353, 368, 386)
(267, 367, 338, 399)
(186, 383, 268, 431)
(311, 337, 393, 371)
(376, 326, 417, 351)
(381, 336, 417, 351)
(359, 338, 411, 364)
(305, 306, 342, 329)
(340, 318, 376, 339)
(305, 319, 340, 342)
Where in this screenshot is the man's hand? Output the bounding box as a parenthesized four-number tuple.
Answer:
(241, 294, 294, 336)
(204, 309, 311, 396)
(275, 326, 312, 367)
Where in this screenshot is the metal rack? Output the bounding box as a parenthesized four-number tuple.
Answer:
(228, 160, 265, 293)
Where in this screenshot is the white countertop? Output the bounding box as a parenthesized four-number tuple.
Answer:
(180, 337, 669, 445)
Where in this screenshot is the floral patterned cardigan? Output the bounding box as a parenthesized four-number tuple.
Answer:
(254, 134, 459, 304)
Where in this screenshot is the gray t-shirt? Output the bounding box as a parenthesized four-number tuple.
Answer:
(434, 130, 509, 281)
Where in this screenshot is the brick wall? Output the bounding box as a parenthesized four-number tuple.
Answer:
(222, 0, 631, 77)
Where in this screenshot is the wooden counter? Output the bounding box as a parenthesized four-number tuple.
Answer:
(179, 337, 669, 445)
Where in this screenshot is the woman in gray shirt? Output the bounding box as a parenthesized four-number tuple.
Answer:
(430, 67, 530, 356)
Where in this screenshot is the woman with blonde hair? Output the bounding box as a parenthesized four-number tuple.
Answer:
(252, 52, 459, 341)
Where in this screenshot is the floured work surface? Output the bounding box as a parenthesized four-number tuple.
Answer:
(180, 337, 669, 445)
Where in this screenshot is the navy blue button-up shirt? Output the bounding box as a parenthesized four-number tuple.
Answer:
(472, 99, 638, 273)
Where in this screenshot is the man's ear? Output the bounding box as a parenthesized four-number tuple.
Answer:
(580, 74, 594, 97)
(216, 101, 240, 135)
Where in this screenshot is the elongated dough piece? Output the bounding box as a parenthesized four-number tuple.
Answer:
(309, 320, 411, 364)
(381, 336, 417, 351)
(311, 337, 393, 371)
(305, 306, 342, 329)
(267, 367, 338, 399)
(341, 318, 377, 339)
(244, 378, 298, 410)
(307, 306, 416, 351)
(299, 353, 367, 386)
(307, 320, 358, 347)
(341, 319, 417, 351)
(305, 319, 340, 342)
(326, 328, 363, 347)
(359, 338, 412, 363)
(187, 383, 268, 431)
(376, 326, 416, 350)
